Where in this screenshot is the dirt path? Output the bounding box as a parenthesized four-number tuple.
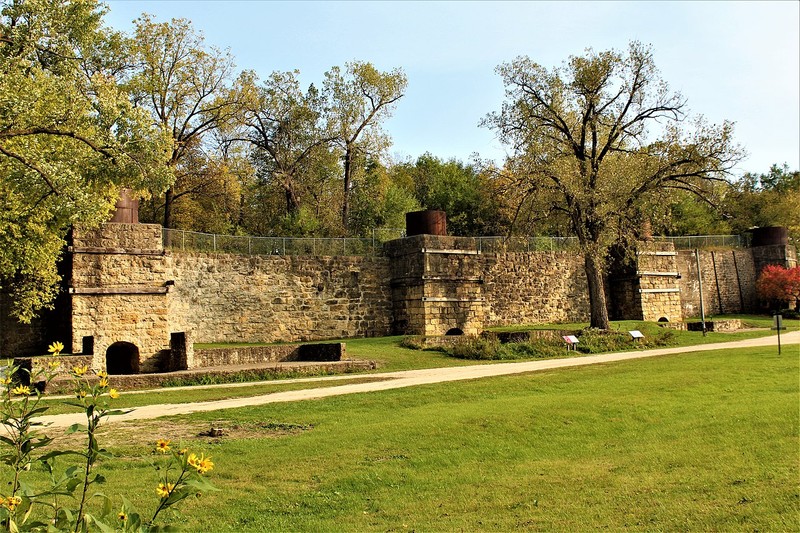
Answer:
(36, 331, 799, 429)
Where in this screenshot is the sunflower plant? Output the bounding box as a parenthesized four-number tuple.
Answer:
(1, 343, 218, 532)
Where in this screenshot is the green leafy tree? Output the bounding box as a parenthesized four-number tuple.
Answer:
(397, 153, 506, 236)
(129, 14, 241, 229)
(349, 158, 420, 236)
(0, 0, 171, 322)
(236, 70, 334, 219)
(323, 61, 407, 232)
(484, 42, 744, 329)
(726, 164, 800, 244)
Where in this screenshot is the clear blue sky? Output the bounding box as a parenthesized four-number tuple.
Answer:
(105, 0, 799, 177)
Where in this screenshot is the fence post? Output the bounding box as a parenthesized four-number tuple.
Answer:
(182, 230, 185, 251)
(213, 233, 216, 252)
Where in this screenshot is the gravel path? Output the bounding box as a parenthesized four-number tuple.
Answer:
(36, 330, 799, 429)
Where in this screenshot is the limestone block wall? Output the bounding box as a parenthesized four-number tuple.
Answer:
(635, 243, 683, 322)
(165, 253, 393, 343)
(482, 252, 589, 326)
(677, 248, 760, 318)
(386, 235, 485, 335)
(68, 224, 172, 372)
(386, 235, 589, 335)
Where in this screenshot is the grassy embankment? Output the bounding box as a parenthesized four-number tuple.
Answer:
(11, 344, 797, 531)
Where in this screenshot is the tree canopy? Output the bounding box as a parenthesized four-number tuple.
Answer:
(484, 42, 744, 328)
(0, 0, 171, 321)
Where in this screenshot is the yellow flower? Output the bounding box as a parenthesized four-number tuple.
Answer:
(97, 370, 108, 379)
(48, 341, 64, 355)
(188, 453, 213, 474)
(71, 365, 88, 377)
(4, 495, 22, 511)
(156, 482, 174, 499)
(198, 455, 214, 474)
(178, 448, 188, 456)
(117, 511, 127, 521)
(48, 360, 60, 370)
(12, 385, 30, 396)
(76, 389, 87, 399)
(108, 388, 120, 399)
(187, 453, 200, 469)
(98, 377, 109, 388)
(1, 376, 11, 386)
(155, 439, 171, 453)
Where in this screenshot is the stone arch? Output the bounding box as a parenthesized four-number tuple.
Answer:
(657, 316, 670, 323)
(445, 327, 464, 336)
(106, 341, 140, 375)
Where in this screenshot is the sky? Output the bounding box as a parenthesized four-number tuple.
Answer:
(104, 1, 800, 177)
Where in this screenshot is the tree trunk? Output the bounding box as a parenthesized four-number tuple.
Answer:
(342, 148, 352, 232)
(163, 186, 174, 229)
(584, 252, 611, 329)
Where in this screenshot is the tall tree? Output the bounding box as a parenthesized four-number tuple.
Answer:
(323, 61, 406, 232)
(485, 42, 743, 329)
(236, 70, 333, 218)
(0, 0, 171, 321)
(129, 14, 241, 229)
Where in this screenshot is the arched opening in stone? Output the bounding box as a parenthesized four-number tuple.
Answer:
(657, 317, 670, 323)
(106, 342, 140, 375)
(445, 328, 464, 336)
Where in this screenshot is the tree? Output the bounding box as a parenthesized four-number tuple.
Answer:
(756, 265, 800, 311)
(485, 42, 743, 329)
(391, 154, 507, 236)
(323, 61, 407, 232)
(349, 158, 420, 236)
(236, 70, 334, 218)
(129, 14, 241, 229)
(725, 164, 800, 244)
(0, 0, 171, 321)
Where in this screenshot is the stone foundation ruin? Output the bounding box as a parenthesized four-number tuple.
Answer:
(1, 214, 795, 374)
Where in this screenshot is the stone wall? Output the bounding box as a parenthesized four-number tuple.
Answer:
(166, 253, 393, 343)
(68, 224, 171, 372)
(385, 235, 589, 335)
(3, 221, 797, 370)
(193, 342, 345, 368)
(482, 251, 589, 326)
(677, 249, 758, 318)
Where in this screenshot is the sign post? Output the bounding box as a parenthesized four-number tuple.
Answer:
(772, 314, 785, 355)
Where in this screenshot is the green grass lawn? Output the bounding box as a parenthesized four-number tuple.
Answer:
(12, 344, 797, 531)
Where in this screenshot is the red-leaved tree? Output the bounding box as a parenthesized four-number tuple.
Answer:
(756, 265, 800, 310)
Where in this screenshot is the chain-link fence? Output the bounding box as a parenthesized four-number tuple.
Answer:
(162, 229, 747, 257)
(651, 235, 748, 249)
(162, 228, 406, 256)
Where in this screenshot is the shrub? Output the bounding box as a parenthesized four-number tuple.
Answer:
(446, 338, 503, 360)
(756, 265, 800, 311)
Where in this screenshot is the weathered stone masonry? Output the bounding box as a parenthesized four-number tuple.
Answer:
(0, 221, 795, 374)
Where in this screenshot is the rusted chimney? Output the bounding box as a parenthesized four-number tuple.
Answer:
(406, 210, 447, 236)
(108, 189, 139, 223)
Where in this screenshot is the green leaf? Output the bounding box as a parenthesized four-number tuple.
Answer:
(27, 406, 50, 416)
(184, 476, 220, 492)
(40, 450, 85, 461)
(66, 423, 88, 434)
(105, 408, 133, 417)
(85, 513, 115, 533)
